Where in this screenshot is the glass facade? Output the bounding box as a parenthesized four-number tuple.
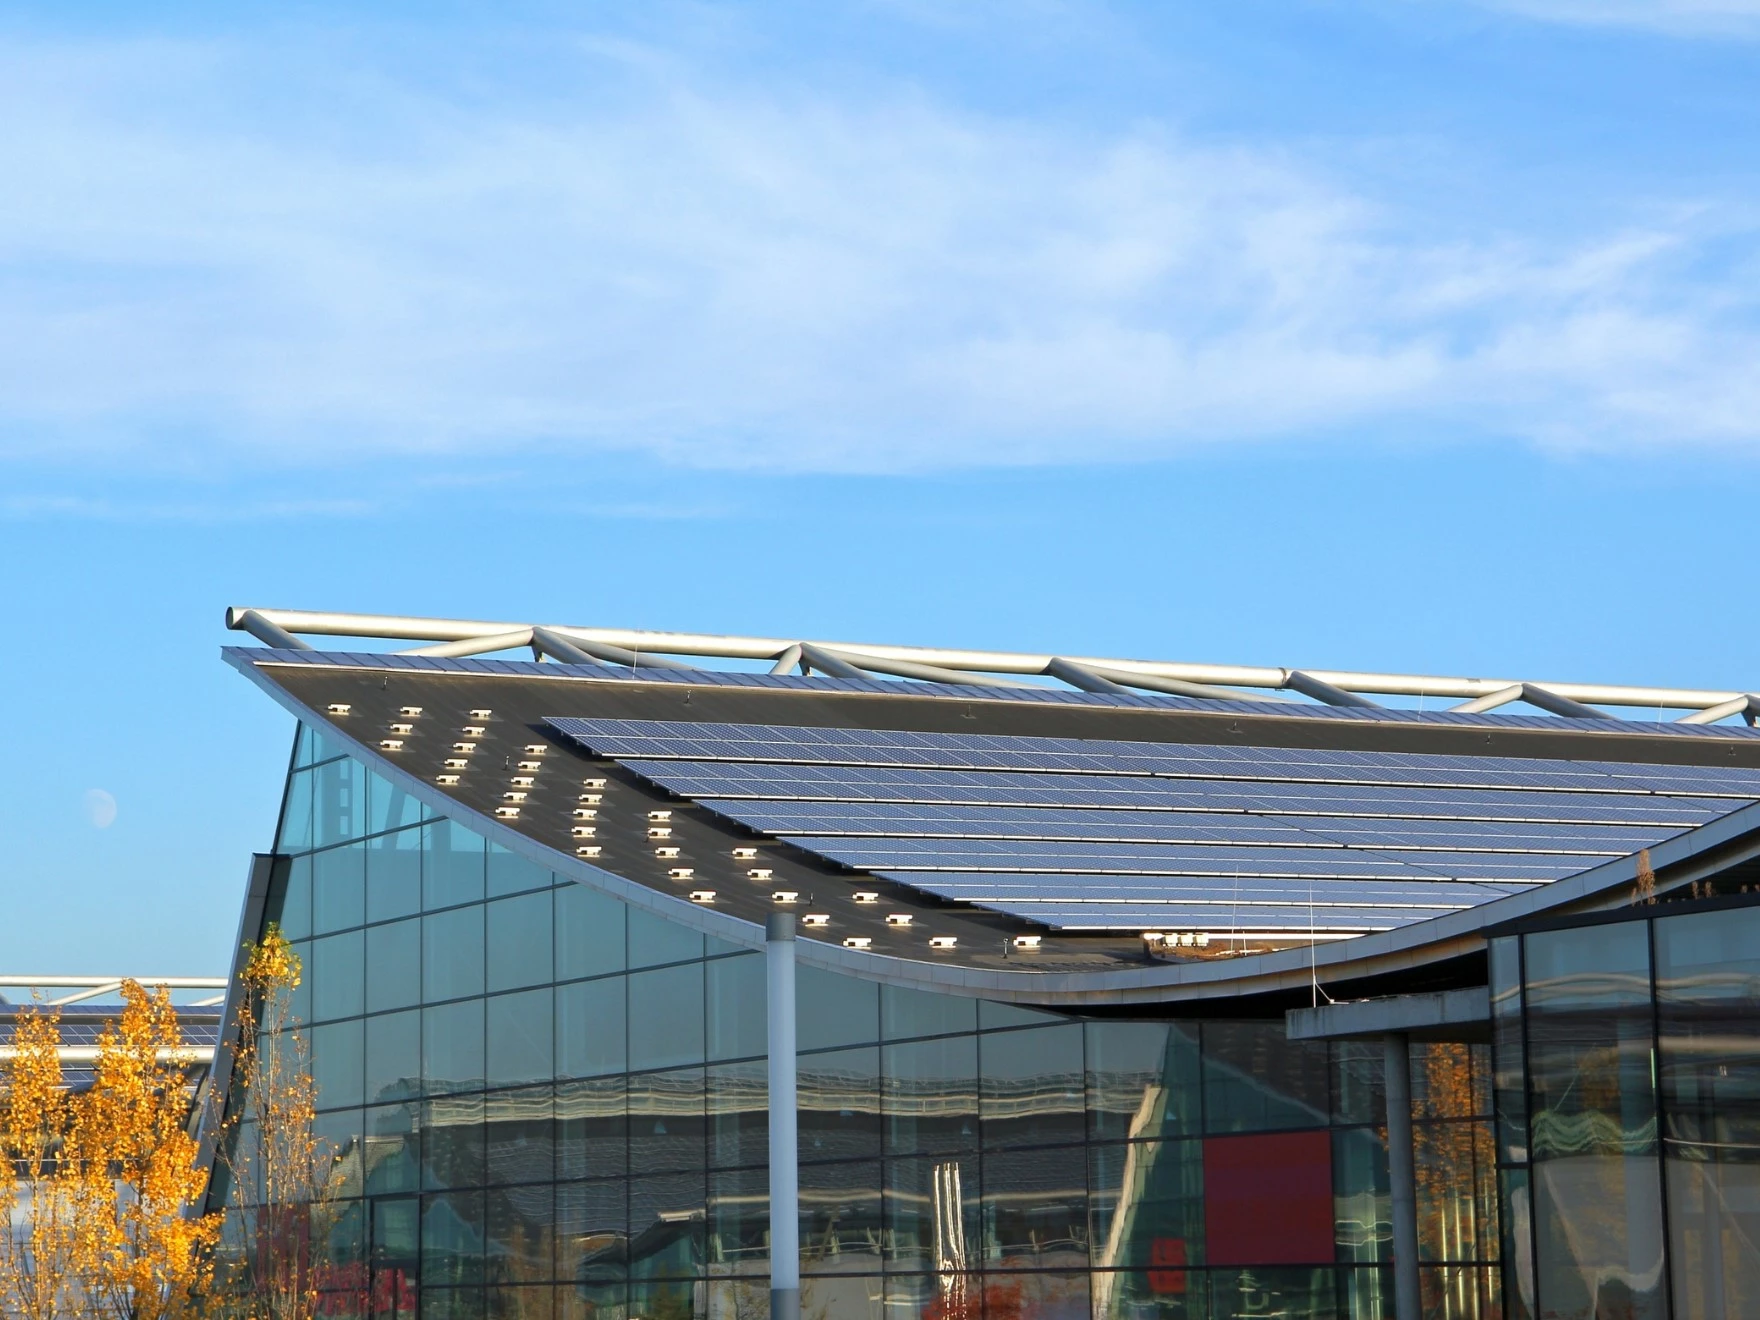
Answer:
(1492, 899, 1760, 1320)
(223, 730, 1507, 1320)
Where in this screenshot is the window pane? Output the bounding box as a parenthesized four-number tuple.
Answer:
(487, 988, 554, 1087)
(707, 1060, 768, 1170)
(366, 1010, 422, 1107)
(982, 1144, 1087, 1270)
(278, 767, 314, 853)
(980, 1024, 1085, 1148)
(883, 1035, 978, 1156)
(1412, 1043, 1480, 1121)
(1093, 1269, 1207, 1320)
(313, 757, 368, 848)
(1526, 922, 1650, 1013)
(425, 905, 485, 1002)
(312, 929, 364, 1022)
(800, 1047, 881, 1163)
(1201, 1022, 1328, 1134)
(1210, 1268, 1335, 1320)
(708, 1167, 769, 1272)
(367, 918, 422, 1014)
(312, 843, 367, 935)
(1087, 1022, 1200, 1142)
(425, 999, 485, 1095)
(884, 1155, 978, 1272)
(558, 1180, 628, 1294)
(485, 1086, 555, 1188)
(557, 977, 627, 1079)
(486, 1184, 555, 1285)
(488, 843, 551, 899)
(1532, 1153, 1666, 1320)
(628, 907, 702, 969)
(313, 1019, 365, 1110)
(426, 819, 486, 910)
(628, 1173, 706, 1280)
(1334, 1127, 1390, 1265)
(488, 892, 555, 993)
(882, 984, 977, 1040)
(364, 1101, 421, 1195)
(1332, 1041, 1388, 1129)
(422, 1190, 487, 1286)
(1090, 1140, 1205, 1272)
(558, 1077, 627, 1182)
(629, 964, 705, 1072)
(367, 827, 424, 923)
(556, 883, 626, 980)
(369, 769, 427, 836)
(985, 1272, 1090, 1320)
(423, 1093, 487, 1191)
(797, 965, 878, 1052)
(1415, 1121, 1490, 1265)
(629, 1067, 706, 1175)
(980, 1001, 1062, 1029)
(267, 855, 312, 942)
(706, 955, 765, 1062)
(800, 1160, 882, 1275)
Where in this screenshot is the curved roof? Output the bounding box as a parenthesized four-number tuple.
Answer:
(223, 611, 1760, 1006)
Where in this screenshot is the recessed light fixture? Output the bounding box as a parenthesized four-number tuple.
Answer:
(572, 825, 596, 838)
(503, 791, 527, 803)
(579, 793, 603, 805)
(885, 914, 913, 928)
(647, 827, 672, 840)
(843, 936, 873, 950)
(732, 847, 758, 860)
(801, 914, 830, 929)
(655, 847, 681, 859)
(518, 760, 543, 773)
(444, 758, 469, 770)
(390, 723, 414, 735)
(495, 806, 520, 819)
(582, 778, 607, 789)
(689, 890, 716, 904)
(436, 774, 460, 787)
(648, 810, 672, 823)
(453, 741, 477, 754)
(576, 845, 602, 858)
(852, 892, 879, 904)
(573, 808, 597, 821)
(524, 744, 547, 755)
(327, 703, 351, 715)
(462, 725, 487, 738)
(669, 868, 695, 881)
(510, 776, 536, 789)
(469, 708, 492, 720)
(772, 890, 799, 904)
(399, 706, 423, 717)
(747, 868, 774, 881)
(1013, 935, 1042, 950)
(928, 936, 957, 951)
(379, 738, 404, 751)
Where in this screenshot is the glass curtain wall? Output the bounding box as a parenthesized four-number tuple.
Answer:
(1492, 900, 1760, 1320)
(222, 729, 1504, 1320)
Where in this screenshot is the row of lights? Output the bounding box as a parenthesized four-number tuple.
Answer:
(1143, 931, 1212, 949)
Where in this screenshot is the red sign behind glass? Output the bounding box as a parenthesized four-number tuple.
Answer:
(1202, 1130, 1333, 1266)
(1147, 1237, 1187, 1293)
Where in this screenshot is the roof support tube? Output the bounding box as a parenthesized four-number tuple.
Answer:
(797, 643, 872, 681)
(1051, 658, 1293, 702)
(229, 609, 313, 651)
(1282, 670, 1381, 709)
(1044, 657, 1130, 694)
(820, 648, 1040, 689)
(530, 627, 609, 667)
(1678, 693, 1760, 726)
(403, 628, 537, 659)
(547, 629, 694, 670)
(769, 644, 803, 676)
(1453, 682, 1602, 720)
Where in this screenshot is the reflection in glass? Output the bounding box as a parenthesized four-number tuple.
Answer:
(800, 1048, 882, 1163)
(427, 820, 487, 910)
(366, 1010, 422, 1106)
(313, 843, 368, 935)
(882, 984, 977, 1041)
(369, 770, 427, 837)
(628, 1067, 706, 1175)
(1331, 1042, 1387, 1130)
(424, 1093, 487, 1190)
(314, 757, 368, 849)
(984, 1271, 1090, 1320)
(629, 964, 705, 1072)
(883, 1035, 978, 1156)
(312, 929, 365, 1022)
(800, 1160, 882, 1274)
(488, 843, 551, 899)
(1210, 1268, 1336, 1320)
(1086, 1023, 1199, 1142)
(980, 1025, 1084, 1149)
(707, 1061, 767, 1170)
(365, 1102, 421, 1195)
(1201, 1023, 1328, 1134)
(555, 884, 625, 981)
(313, 1019, 365, 1110)
(1091, 1268, 1208, 1320)
(277, 768, 314, 854)
(708, 1167, 769, 1272)
(628, 907, 702, 970)
(557, 1077, 628, 1182)
(628, 1173, 706, 1281)
(425, 999, 486, 1095)
(422, 1190, 488, 1286)
(486, 1183, 555, 1283)
(1090, 1141, 1204, 1272)
(367, 918, 422, 1014)
(426, 906, 486, 1002)
(486, 1086, 555, 1187)
(884, 1156, 977, 1274)
(706, 956, 765, 1062)
(488, 892, 555, 993)
(557, 978, 626, 1079)
(796, 965, 878, 1052)
(983, 1145, 1088, 1270)
(1333, 1128, 1389, 1265)
(488, 989, 555, 1087)
(267, 855, 312, 942)
(557, 1179, 628, 1299)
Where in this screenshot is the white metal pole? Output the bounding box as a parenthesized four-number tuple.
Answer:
(766, 914, 800, 1320)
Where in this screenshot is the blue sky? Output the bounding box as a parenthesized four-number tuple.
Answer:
(2, 1, 1757, 976)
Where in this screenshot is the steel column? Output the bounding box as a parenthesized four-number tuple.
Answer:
(1385, 1032, 1421, 1320)
(767, 914, 800, 1320)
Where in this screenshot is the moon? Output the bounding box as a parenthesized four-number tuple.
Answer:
(84, 789, 117, 829)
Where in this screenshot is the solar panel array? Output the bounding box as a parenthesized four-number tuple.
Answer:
(546, 718, 1760, 935)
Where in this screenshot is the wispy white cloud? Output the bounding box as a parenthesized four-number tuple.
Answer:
(0, 29, 1755, 476)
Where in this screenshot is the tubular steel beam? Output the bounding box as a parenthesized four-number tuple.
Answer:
(403, 629, 537, 659)
(224, 607, 1758, 715)
(1679, 694, 1760, 726)
(768, 644, 804, 676)
(767, 914, 801, 1320)
(797, 643, 870, 681)
(230, 609, 312, 651)
(1282, 670, 1381, 709)
(530, 627, 609, 668)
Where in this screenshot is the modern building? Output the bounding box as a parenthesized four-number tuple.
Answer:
(205, 607, 1760, 1320)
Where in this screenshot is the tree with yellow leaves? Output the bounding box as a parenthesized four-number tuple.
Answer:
(211, 927, 350, 1320)
(0, 1002, 83, 1320)
(74, 980, 220, 1320)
